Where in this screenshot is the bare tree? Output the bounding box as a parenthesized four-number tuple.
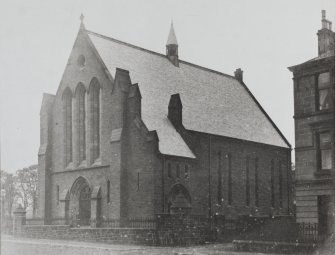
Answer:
(1, 170, 18, 217)
(16, 165, 38, 217)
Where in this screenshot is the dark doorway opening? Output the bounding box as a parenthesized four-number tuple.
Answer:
(79, 186, 91, 226)
(318, 195, 332, 239)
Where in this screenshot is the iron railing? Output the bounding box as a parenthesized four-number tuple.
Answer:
(297, 222, 325, 243)
(100, 217, 156, 229)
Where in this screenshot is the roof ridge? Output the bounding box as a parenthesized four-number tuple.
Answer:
(86, 30, 168, 57)
(86, 29, 236, 80)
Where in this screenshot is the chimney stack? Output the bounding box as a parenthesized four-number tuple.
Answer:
(318, 10, 335, 56)
(234, 68, 243, 82)
(168, 94, 183, 128)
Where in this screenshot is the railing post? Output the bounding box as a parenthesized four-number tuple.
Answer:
(13, 204, 26, 237)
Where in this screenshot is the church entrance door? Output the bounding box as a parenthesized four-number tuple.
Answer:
(79, 186, 91, 226)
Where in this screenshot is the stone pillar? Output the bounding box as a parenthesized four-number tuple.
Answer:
(90, 186, 101, 228)
(13, 205, 26, 237)
(59, 189, 70, 225)
(90, 199, 98, 228)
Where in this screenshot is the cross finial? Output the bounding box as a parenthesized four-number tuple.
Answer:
(80, 13, 84, 23)
(80, 13, 85, 30)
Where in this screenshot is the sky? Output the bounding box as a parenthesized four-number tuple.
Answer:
(0, 0, 334, 173)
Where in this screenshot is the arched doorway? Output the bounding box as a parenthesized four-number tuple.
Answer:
(69, 177, 91, 226)
(167, 184, 192, 215)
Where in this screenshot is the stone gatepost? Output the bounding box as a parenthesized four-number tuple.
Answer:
(13, 204, 26, 237)
(90, 186, 101, 228)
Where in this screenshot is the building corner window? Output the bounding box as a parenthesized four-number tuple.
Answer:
(317, 72, 331, 111)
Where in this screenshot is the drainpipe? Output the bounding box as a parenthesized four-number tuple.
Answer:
(208, 135, 212, 222)
(162, 155, 165, 213)
(286, 149, 291, 215)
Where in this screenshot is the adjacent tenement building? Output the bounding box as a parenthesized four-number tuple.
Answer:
(289, 10, 335, 239)
(38, 17, 292, 227)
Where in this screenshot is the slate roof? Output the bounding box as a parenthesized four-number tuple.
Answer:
(289, 50, 334, 70)
(86, 29, 290, 158)
(156, 118, 195, 158)
(306, 50, 334, 63)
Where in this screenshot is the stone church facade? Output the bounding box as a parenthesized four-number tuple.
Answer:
(38, 18, 292, 226)
(289, 10, 335, 239)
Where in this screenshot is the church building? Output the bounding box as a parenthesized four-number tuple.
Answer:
(38, 16, 292, 227)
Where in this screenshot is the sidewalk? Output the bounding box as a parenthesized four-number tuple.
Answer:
(2, 235, 152, 252)
(1, 235, 238, 255)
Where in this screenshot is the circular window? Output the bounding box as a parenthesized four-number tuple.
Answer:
(77, 55, 86, 68)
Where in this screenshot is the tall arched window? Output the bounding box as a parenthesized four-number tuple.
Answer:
(227, 153, 232, 206)
(217, 151, 222, 205)
(107, 180, 110, 203)
(270, 159, 275, 208)
(63, 88, 73, 166)
(246, 156, 250, 206)
(89, 78, 100, 163)
(278, 160, 283, 208)
(255, 157, 259, 207)
(75, 84, 86, 164)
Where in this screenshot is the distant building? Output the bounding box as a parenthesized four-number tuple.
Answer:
(289, 10, 335, 239)
(38, 17, 292, 226)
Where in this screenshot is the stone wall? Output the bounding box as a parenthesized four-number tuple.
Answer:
(235, 215, 298, 242)
(17, 223, 211, 246)
(155, 214, 212, 245)
(19, 225, 156, 245)
(14, 208, 213, 246)
(291, 48, 334, 230)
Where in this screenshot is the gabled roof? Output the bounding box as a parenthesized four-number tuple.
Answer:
(85, 29, 290, 155)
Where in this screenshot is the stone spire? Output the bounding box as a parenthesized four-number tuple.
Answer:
(166, 22, 178, 45)
(166, 22, 179, 67)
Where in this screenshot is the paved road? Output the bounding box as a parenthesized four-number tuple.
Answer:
(1, 235, 283, 255)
